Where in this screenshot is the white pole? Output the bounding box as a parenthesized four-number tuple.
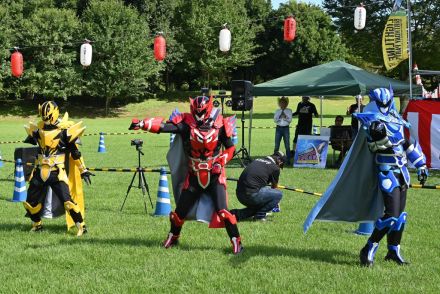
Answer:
(320, 96, 323, 128)
(248, 107, 253, 156)
(407, 0, 413, 99)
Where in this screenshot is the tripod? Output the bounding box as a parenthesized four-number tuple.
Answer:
(233, 109, 252, 167)
(120, 145, 153, 214)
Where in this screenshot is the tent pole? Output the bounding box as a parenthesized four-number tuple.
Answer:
(319, 96, 323, 128)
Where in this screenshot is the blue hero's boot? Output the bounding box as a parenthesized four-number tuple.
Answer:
(385, 213, 408, 265)
(359, 240, 379, 267)
(384, 245, 408, 265)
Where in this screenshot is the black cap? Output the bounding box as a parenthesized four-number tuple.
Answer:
(272, 151, 287, 166)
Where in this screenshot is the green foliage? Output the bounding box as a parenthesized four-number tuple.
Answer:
(7, 0, 437, 102)
(172, 0, 260, 87)
(128, 0, 185, 91)
(323, 0, 440, 84)
(0, 5, 18, 95)
(19, 8, 81, 99)
(254, 1, 348, 81)
(81, 0, 163, 115)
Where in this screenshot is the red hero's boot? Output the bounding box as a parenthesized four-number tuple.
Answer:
(218, 209, 243, 255)
(163, 232, 180, 248)
(163, 211, 184, 249)
(231, 237, 243, 255)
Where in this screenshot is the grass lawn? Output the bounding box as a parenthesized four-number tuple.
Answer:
(0, 97, 439, 293)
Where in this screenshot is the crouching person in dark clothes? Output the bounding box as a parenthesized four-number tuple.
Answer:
(232, 151, 285, 221)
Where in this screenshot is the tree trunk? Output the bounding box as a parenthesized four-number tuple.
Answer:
(207, 72, 210, 89)
(105, 96, 111, 117)
(165, 67, 169, 92)
(22, 92, 34, 100)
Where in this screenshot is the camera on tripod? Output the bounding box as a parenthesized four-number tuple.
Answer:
(131, 138, 143, 148)
(121, 137, 152, 213)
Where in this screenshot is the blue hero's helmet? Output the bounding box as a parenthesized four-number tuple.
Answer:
(369, 86, 395, 115)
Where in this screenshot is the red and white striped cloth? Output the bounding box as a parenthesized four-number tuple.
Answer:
(403, 100, 440, 169)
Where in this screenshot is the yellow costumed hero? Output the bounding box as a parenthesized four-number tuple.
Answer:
(23, 101, 94, 236)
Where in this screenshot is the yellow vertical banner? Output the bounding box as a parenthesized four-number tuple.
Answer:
(382, 11, 408, 70)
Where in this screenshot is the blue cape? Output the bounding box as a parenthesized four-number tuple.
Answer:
(303, 127, 384, 233)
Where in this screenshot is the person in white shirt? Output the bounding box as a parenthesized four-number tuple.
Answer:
(273, 96, 292, 164)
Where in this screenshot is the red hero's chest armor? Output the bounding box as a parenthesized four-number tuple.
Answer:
(189, 128, 219, 158)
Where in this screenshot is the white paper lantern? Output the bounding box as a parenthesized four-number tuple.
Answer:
(80, 42, 92, 66)
(354, 6, 366, 30)
(219, 27, 231, 52)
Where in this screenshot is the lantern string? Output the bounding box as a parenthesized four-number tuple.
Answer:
(5, 40, 98, 51)
(2, 1, 392, 52)
(335, 1, 388, 8)
(2, 15, 290, 51)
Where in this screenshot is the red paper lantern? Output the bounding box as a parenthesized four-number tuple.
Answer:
(11, 50, 24, 78)
(154, 34, 166, 61)
(284, 16, 296, 42)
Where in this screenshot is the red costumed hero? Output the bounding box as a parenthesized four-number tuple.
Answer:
(129, 96, 242, 254)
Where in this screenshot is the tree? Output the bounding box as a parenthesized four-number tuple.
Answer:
(0, 5, 19, 96)
(0, 0, 56, 99)
(323, 0, 440, 84)
(18, 7, 81, 99)
(254, 1, 348, 81)
(172, 0, 260, 89)
(81, 0, 162, 115)
(230, 0, 271, 81)
(125, 0, 185, 92)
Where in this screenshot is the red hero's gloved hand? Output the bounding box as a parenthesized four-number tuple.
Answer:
(212, 163, 222, 175)
(129, 118, 143, 130)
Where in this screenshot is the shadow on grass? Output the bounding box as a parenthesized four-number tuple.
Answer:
(0, 91, 200, 119)
(0, 193, 15, 202)
(227, 245, 357, 266)
(0, 223, 361, 263)
(61, 237, 164, 248)
(0, 222, 67, 234)
(0, 99, 125, 118)
(20, 235, 224, 252)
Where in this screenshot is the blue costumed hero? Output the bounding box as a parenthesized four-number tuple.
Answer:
(303, 87, 428, 267)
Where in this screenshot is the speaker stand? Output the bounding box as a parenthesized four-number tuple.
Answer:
(233, 110, 252, 167)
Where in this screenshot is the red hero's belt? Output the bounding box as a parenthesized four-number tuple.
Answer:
(188, 156, 219, 189)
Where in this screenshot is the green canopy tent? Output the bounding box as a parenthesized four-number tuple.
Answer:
(253, 60, 421, 127)
(254, 60, 420, 97)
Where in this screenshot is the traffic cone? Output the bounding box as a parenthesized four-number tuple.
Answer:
(12, 159, 27, 202)
(355, 222, 374, 235)
(97, 132, 106, 153)
(154, 167, 172, 216)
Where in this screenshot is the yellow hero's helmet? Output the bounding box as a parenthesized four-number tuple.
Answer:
(38, 101, 60, 125)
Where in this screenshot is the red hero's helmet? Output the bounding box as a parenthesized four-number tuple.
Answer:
(190, 96, 213, 123)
